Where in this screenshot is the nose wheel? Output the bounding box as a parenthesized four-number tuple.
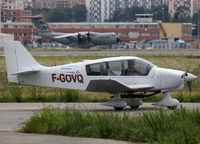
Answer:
(130, 105, 140, 110)
(153, 91, 179, 109)
(114, 107, 124, 111)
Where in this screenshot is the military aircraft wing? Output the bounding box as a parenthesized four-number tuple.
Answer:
(54, 33, 79, 39)
(86, 79, 154, 93)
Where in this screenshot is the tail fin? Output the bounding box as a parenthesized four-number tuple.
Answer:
(3, 40, 42, 83)
(31, 14, 53, 33)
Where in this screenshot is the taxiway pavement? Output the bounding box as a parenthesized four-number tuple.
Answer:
(0, 103, 200, 144)
(0, 103, 200, 131)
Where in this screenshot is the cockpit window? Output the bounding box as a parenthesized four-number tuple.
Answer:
(86, 63, 101, 76)
(104, 61, 122, 76)
(86, 58, 153, 76)
(124, 59, 153, 76)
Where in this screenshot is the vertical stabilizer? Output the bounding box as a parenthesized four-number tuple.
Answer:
(3, 40, 42, 83)
(31, 14, 53, 33)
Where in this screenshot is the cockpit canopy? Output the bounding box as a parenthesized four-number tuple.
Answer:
(86, 58, 154, 76)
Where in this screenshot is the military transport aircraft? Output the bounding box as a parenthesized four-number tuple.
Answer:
(30, 14, 120, 48)
(3, 40, 197, 110)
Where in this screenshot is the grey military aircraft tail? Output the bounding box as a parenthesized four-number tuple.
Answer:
(30, 14, 120, 48)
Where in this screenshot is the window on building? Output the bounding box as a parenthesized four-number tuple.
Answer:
(144, 24, 148, 28)
(4, 25, 8, 28)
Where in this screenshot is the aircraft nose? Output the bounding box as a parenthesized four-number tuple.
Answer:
(116, 37, 120, 42)
(184, 73, 197, 82)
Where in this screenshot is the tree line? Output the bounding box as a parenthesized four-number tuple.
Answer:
(31, 5, 87, 22)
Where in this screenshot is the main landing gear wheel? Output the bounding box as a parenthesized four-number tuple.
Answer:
(114, 107, 124, 111)
(167, 106, 177, 110)
(130, 105, 139, 110)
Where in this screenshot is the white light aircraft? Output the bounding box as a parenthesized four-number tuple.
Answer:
(3, 40, 197, 110)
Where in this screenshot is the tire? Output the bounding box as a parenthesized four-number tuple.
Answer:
(114, 107, 124, 111)
(130, 105, 139, 110)
(168, 106, 177, 110)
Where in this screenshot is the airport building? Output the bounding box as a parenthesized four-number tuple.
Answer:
(0, 0, 24, 10)
(49, 22, 192, 42)
(86, 0, 152, 22)
(0, 11, 193, 47)
(23, 0, 86, 9)
(0, 9, 34, 45)
(49, 14, 193, 43)
(162, 0, 199, 17)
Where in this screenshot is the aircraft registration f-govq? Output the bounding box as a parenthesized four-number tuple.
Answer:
(4, 40, 197, 110)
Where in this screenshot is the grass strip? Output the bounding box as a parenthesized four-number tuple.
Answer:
(22, 107, 200, 144)
(0, 55, 200, 103)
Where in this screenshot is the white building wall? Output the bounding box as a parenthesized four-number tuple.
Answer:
(86, 0, 115, 22)
(0, 0, 24, 10)
(86, 0, 152, 22)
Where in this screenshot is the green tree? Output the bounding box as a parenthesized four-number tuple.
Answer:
(32, 5, 87, 22)
(110, 6, 170, 22)
(72, 5, 87, 22)
(49, 8, 71, 22)
(151, 6, 170, 22)
(110, 7, 146, 22)
(172, 6, 191, 23)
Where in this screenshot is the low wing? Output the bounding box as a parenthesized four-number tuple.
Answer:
(86, 79, 153, 93)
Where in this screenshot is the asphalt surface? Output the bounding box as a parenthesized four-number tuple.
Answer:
(0, 103, 200, 130)
(0, 103, 200, 144)
(1, 49, 200, 56)
(0, 132, 133, 144)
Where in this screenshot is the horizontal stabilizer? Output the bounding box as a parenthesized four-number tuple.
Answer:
(86, 79, 153, 93)
(11, 67, 41, 75)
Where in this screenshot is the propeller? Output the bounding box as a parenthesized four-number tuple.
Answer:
(87, 32, 92, 42)
(76, 33, 80, 44)
(181, 70, 196, 96)
(187, 81, 192, 95)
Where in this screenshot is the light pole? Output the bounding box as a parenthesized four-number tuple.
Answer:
(0, 1, 1, 33)
(162, 7, 164, 22)
(198, 5, 199, 44)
